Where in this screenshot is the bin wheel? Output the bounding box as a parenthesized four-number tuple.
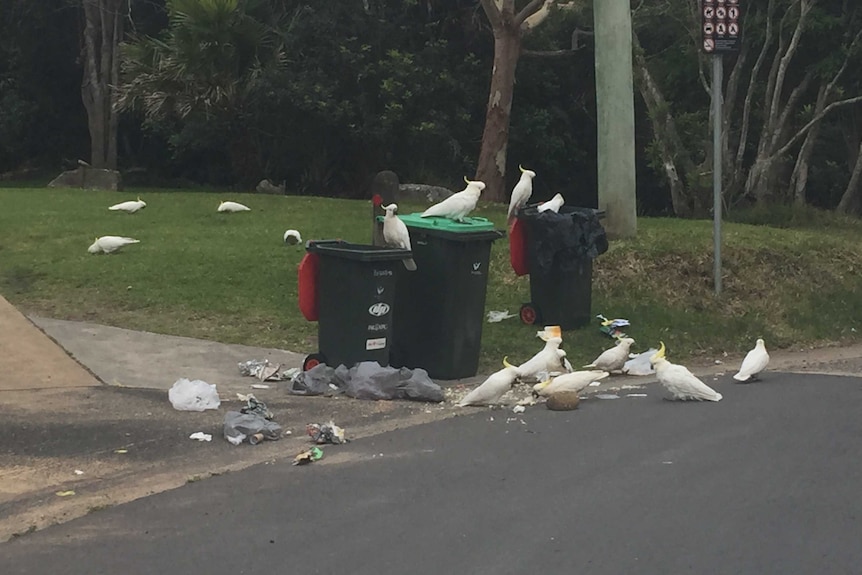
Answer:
(519, 303, 539, 325)
(303, 353, 328, 371)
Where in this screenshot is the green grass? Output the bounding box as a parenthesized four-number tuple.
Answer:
(1, 186, 861, 374)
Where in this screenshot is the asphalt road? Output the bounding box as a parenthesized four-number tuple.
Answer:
(3, 372, 861, 575)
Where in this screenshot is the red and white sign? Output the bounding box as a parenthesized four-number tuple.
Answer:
(729, 22, 739, 35)
(716, 6, 727, 18)
(704, 38, 715, 52)
(729, 7, 739, 19)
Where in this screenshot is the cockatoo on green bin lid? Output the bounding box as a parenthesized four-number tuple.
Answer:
(88, 236, 140, 254)
(108, 197, 146, 213)
(533, 370, 609, 397)
(420, 177, 484, 222)
(283, 229, 302, 245)
(537, 193, 564, 213)
(584, 337, 636, 372)
(217, 200, 251, 213)
(507, 165, 535, 227)
(733, 338, 770, 383)
(382, 204, 417, 271)
(517, 336, 567, 381)
(457, 357, 520, 407)
(651, 342, 722, 401)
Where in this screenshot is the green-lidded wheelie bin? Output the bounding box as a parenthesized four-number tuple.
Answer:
(388, 215, 505, 380)
(299, 240, 412, 370)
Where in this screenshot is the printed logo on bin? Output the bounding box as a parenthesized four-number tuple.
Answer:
(471, 261, 483, 276)
(368, 302, 390, 317)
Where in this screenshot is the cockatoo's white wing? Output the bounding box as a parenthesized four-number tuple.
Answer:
(108, 200, 145, 213)
(421, 181, 483, 221)
(283, 229, 302, 245)
(734, 341, 770, 381)
(382, 206, 417, 271)
(218, 201, 251, 212)
(658, 362, 722, 401)
(90, 236, 140, 254)
(458, 367, 518, 406)
(534, 370, 609, 396)
(537, 193, 564, 213)
(517, 337, 563, 379)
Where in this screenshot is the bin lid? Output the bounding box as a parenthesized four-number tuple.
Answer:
(394, 213, 504, 240)
(306, 239, 412, 261)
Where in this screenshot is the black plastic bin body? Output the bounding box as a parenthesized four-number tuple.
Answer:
(306, 240, 412, 368)
(388, 216, 505, 380)
(518, 206, 608, 330)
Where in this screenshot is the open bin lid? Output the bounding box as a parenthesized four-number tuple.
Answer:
(394, 214, 504, 241)
(306, 239, 412, 261)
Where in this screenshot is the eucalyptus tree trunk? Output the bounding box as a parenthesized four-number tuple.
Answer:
(836, 140, 862, 215)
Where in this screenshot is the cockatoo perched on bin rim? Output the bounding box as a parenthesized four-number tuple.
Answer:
(382, 204, 417, 271)
(458, 358, 520, 406)
(217, 200, 251, 213)
(533, 370, 609, 397)
(421, 177, 484, 222)
(584, 337, 636, 372)
(651, 342, 722, 402)
(507, 165, 535, 227)
(88, 236, 140, 254)
(733, 338, 770, 383)
(108, 197, 146, 213)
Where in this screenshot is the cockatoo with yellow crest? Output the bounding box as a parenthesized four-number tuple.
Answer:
(583, 337, 636, 372)
(382, 204, 417, 271)
(217, 200, 251, 213)
(517, 336, 567, 381)
(457, 358, 520, 406)
(733, 338, 769, 382)
(87, 236, 140, 254)
(651, 342, 722, 401)
(507, 165, 535, 227)
(108, 197, 146, 213)
(421, 177, 484, 222)
(537, 193, 565, 213)
(533, 369, 609, 397)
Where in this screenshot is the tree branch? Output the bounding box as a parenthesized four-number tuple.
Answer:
(774, 95, 862, 158)
(767, 0, 813, 133)
(514, 0, 547, 29)
(479, 0, 503, 29)
(773, 68, 814, 149)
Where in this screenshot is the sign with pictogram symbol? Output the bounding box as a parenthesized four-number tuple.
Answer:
(702, 0, 742, 53)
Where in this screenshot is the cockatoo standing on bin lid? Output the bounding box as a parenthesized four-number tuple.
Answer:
(537, 193, 565, 213)
(108, 197, 146, 213)
(583, 337, 636, 372)
(517, 336, 567, 381)
(733, 338, 770, 383)
(88, 236, 140, 254)
(458, 357, 520, 407)
(217, 200, 251, 212)
(651, 342, 722, 401)
(533, 370, 609, 397)
(382, 204, 417, 271)
(507, 165, 535, 227)
(421, 177, 484, 222)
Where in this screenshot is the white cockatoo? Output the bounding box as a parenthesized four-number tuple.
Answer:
(217, 200, 251, 213)
(733, 338, 770, 382)
(283, 229, 302, 245)
(382, 204, 417, 271)
(623, 348, 658, 376)
(87, 236, 140, 254)
(537, 193, 564, 213)
(651, 342, 722, 402)
(583, 337, 636, 372)
(507, 165, 536, 227)
(420, 177, 484, 222)
(108, 197, 146, 213)
(517, 336, 567, 381)
(457, 358, 520, 407)
(533, 370, 610, 397)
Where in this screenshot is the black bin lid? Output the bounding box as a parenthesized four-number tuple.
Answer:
(306, 239, 412, 262)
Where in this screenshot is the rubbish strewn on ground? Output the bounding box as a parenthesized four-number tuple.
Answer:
(512, 405, 526, 414)
(287, 361, 444, 402)
(626, 393, 648, 398)
(114, 449, 128, 454)
(623, 348, 658, 376)
(74, 469, 84, 475)
(293, 446, 324, 465)
(596, 314, 630, 339)
(306, 421, 348, 444)
(168, 378, 221, 411)
(189, 432, 213, 442)
(238, 360, 298, 381)
(55, 491, 76, 497)
(223, 410, 282, 446)
(251, 384, 270, 389)
(238, 394, 273, 419)
(487, 310, 517, 323)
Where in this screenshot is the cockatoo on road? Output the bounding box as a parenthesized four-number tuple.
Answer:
(517, 336, 567, 381)
(584, 338, 636, 372)
(733, 338, 770, 382)
(421, 177, 484, 222)
(533, 370, 609, 397)
(217, 200, 251, 213)
(537, 193, 564, 213)
(507, 165, 535, 227)
(108, 197, 146, 213)
(458, 358, 520, 407)
(382, 204, 417, 271)
(283, 229, 302, 245)
(87, 236, 140, 254)
(651, 342, 722, 401)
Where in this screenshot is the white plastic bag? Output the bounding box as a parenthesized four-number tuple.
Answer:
(168, 378, 221, 411)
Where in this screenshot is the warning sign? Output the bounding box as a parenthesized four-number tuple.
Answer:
(702, 0, 742, 53)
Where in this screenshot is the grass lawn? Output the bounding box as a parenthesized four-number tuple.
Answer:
(2, 185, 862, 374)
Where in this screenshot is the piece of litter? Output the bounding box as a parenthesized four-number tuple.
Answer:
(168, 378, 220, 411)
(625, 393, 648, 398)
(588, 381, 602, 387)
(284, 430, 292, 435)
(259, 363, 281, 381)
(487, 310, 517, 323)
(306, 421, 348, 444)
(662, 461, 673, 464)
(114, 449, 128, 454)
(512, 405, 526, 414)
(55, 491, 76, 497)
(596, 393, 620, 400)
(251, 384, 271, 389)
(189, 432, 213, 442)
(293, 446, 324, 465)
(488, 416, 494, 421)
(714, 360, 723, 365)
(74, 469, 84, 475)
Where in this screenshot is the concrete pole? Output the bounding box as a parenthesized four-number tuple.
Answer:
(593, 0, 637, 239)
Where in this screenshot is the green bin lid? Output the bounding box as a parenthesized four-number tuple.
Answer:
(396, 213, 497, 232)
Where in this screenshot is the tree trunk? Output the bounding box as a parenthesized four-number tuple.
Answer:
(790, 83, 827, 206)
(81, 0, 124, 170)
(836, 139, 862, 215)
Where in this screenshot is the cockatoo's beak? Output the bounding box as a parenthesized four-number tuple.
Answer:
(534, 379, 550, 391)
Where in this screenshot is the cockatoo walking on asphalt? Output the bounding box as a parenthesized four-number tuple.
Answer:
(458, 358, 520, 407)
(651, 342, 722, 402)
(517, 336, 567, 381)
(382, 204, 417, 271)
(507, 165, 535, 227)
(108, 197, 146, 213)
(733, 338, 770, 383)
(87, 236, 140, 254)
(533, 370, 609, 397)
(537, 193, 564, 213)
(584, 338, 636, 372)
(217, 200, 251, 213)
(420, 177, 484, 222)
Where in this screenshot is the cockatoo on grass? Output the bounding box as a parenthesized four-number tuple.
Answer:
(217, 200, 251, 213)
(87, 236, 140, 254)
(421, 177, 484, 222)
(651, 342, 722, 402)
(537, 193, 564, 213)
(457, 358, 520, 407)
(533, 370, 610, 397)
(733, 338, 770, 383)
(382, 204, 417, 271)
(584, 337, 636, 372)
(283, 229, 302, 245)
(517, 336, 567, 381)
(507, 165, 535, 227)
(108, 197, 146, 213)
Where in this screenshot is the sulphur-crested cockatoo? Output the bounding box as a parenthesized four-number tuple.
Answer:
(733, 338, 770, 382)
(421, 177, 484, 222)
(382, 204, 417, 271)
(87, 236, 140, 254)
(623, 348, 658, 376)
(283, 229, 302, 245)
(217, 200, 251, 213)
(651, 342, 722, 401)
(533, 370, 609, 397)
(108, 197, 146, 213)
(537, 193, 564, 213)
(517, 336, 567, 381)
(507, 165, 536, 227)
(457, 358, 520, 407)
(584, 337, 636, 372)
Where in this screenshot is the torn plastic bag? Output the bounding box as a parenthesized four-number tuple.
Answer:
(287, 363, 348, 396)
(168, 378, 221, 411)
(346, 362, 444, 402)
(518, 206, 608, 274)
(223, 411, 282, 446)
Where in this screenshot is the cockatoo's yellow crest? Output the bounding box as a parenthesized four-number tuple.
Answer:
(651, 341, 666, 363)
